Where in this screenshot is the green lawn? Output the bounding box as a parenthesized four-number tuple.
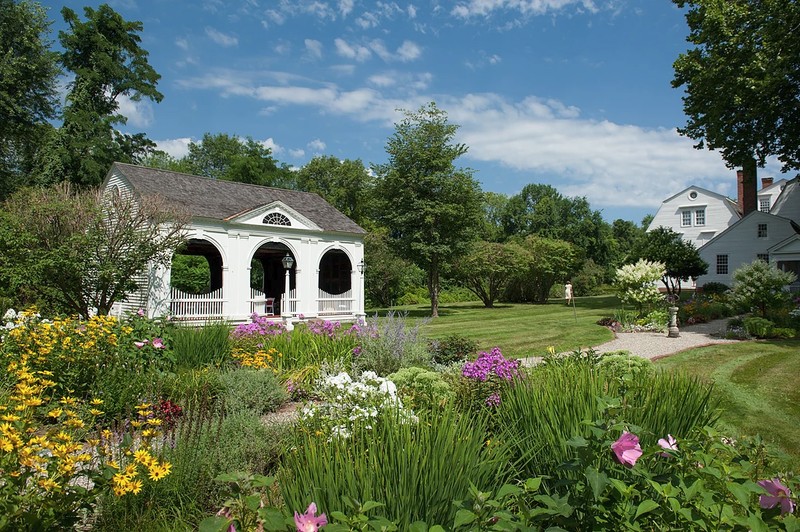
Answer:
(654, 341, 800, 469)
(370, 295, 617, 358)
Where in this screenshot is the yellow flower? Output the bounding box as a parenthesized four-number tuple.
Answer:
(90, 398, 104, 406)
(0, 414, 21, 422)
(90, 408, 104, 416)
(129, 478, 143, 494)
(130, 420, 143, 428)
(147, 418, 162, 426)
(0, 438, 13, 452)
(133, 449, 153, 465)
(38, 478, 60, 492)
(141, 428, 158, 438)
(47, 408, 64, 418)
(148, 461, 172, 481)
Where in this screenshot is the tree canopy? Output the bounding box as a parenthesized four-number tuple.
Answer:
(631, 227, 708, 297)
(672, 0, 800, 173)
(373, 102, 483, 317)
(37, 4, 162, 187)
(296, 156, 374, 226)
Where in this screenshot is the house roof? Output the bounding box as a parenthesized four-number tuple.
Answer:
(697, 209, 800, 252)
(770, 176, 799, 216)
(107, 162, 366, 235)
(660, 185, 739, 209)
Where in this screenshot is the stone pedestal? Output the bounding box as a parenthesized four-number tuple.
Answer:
(667, 306, 680, 338)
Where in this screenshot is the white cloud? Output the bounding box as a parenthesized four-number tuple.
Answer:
(274, 40, 292, 55)
(330, 64, 356, 76)
(175, 37, 189, 50)
(116, 94, 154, 127)
(304, 39, 323, 59)
(259, 137, 284, 155)
(205, 27, 238, 47)
(408, 4, 417, 17)
(397, 41, 422, 61)
(307, 138, 326, 151)
(334, 38, 372, 62)
(452, 0, 599, 18)
(155, 138, 192, 159)
(263, 9, 286, 25)
(289, 148, 306, 158)
(356, 11, 380, 28)
(368, 73, 396, 87)
(338, 0, 354, 16)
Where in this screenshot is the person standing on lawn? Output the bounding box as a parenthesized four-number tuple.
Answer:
(564, 281, 573, 306)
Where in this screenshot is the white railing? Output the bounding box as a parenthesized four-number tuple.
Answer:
(317, 288, 353, 315)
(249, 288, 277, 315)
(170, 287, 224, 320)
(283, 288, 298, 315)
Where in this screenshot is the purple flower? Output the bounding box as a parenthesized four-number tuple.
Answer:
(294, 502, 327, 532)
(485, 392, 501, 407)
(352, 346, 362, 356)
(758, 478, 795, 515)
(134, 340, 148, 349)
(658, 434, 678, 457)
(462, 347, 520, 382)
(151, 337, 165, 349)
(611, 431, 642, 467)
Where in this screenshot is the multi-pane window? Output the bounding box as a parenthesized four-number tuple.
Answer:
(695, 208, 705, 226)
(681, 210, 692, 227)
(262, 212, 291, 226)
(760, 198, 770, 212)
(757, 254, 770, 263)
(716, 255, 729, 275)
(757, 223, 768, 238)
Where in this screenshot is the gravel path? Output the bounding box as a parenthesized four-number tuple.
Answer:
(589, 318, 738, 360)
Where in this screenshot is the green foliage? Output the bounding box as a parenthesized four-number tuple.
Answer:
(572, 258, 609, 296)
(387, 367, 453, 411)
(218, 368, 287, 416)
(742, 316, 792, 339)
(673, 0, 800, 173)
(614, 258, 666, 316)
(729, 260, 797, 318)
(452, 240, 529, 307)
(38, 4, 162, 187)
(171, 322, 231, 368)
(279, 406, 509, 529)
(170, 255, 211, 294)
(701, 281, 730, 296)
(373, 102, 483, 317)
(0, 183, 187, 316)
(295, 155, 374, 226)
(596, 352, 655, 380)
(497, 361, 719, 482)
(504, 235, 578, 304)
(679, 293, 733, 324)
(631, 227, 708, 297)
(0, 0, 60, 199)
(353, 312, 431, 376)
(363, 230, 420, 307)
(427, 334, 478, 365)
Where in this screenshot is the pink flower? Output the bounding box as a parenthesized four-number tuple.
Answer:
(294, 502, 327, 532)
(758, 478, 795, 515)
(611, 431, 642, 467)
(134, 339, 148, 348)
(151, 337, 165, 349)
(658, 434, 678, 457)
(137, 308, 145, 317)
(215, 506, 237, 532)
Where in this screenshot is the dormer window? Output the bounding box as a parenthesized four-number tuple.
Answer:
(262, 212, 291, 226)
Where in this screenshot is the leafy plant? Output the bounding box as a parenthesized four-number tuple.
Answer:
(172, 322, 231, 368)
(387, 367, 453, 411)
(218, 367, 287, 416)
(729, 260, 797, 318)
(352, 312, 431, 376)
(427, 334, 478, 365)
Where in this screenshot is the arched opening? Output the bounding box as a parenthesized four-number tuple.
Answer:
(170, 238, 223, 293)
(318, 249, 353, 315)
(250, 241, 296, 315)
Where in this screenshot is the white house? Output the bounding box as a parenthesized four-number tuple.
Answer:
(697, 176, 800, 289)
(646, 185, 740, 248)
(757, 177, 788, 213)
(103, 162, 367, 326)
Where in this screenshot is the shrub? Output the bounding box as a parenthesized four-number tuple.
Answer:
(218, 368, 287, 416)
(744, 316, 776, 338)
(614, 259, 666, 316)
(279, 406, 509, 529)
(387, 366, 453, 411)
(596, 352, 654, 380)
(729, 260, 797, 318)
(700, 281, 729, 296)
(352, 312, 431, 376)
(427, 334, 477, 365)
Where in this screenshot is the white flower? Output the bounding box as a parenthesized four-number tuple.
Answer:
(379, 380, 397, 398)
(3, 308, 17, 321)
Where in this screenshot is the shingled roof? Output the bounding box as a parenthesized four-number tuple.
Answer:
(108, 162, 366, 235)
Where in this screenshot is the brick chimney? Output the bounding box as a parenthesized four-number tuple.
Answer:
(737, 169, 757, 215)
(761, 177, 774, 189)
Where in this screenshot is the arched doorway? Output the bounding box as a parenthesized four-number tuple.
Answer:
(250, 242, 295, 315)
(318, 249, 352, 315)
(169, 238, 225, 319)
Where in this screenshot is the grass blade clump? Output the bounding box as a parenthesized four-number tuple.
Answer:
(172, 321, 231, 368)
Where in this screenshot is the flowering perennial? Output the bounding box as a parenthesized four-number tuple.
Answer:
(758, 478, 795, 515)
(611, 431, 642, 467)
(294, 502, 327, 531)
(462, 347, 520, 382)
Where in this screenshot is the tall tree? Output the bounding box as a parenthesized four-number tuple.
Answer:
(672, 0, 800, 187)
(37, 4, 162, 187)
(296, 155, 374, 226)
(182, 133, 295, 188)
(0, 0, 60, 199)
(631, 227, 708, 297)
(373, 102, 483, 317)
(453, 241, 529, 308)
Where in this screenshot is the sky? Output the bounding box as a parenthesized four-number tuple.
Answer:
(41, 0, 787, 224)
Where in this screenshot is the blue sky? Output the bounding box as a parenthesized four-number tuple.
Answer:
(42, 0, 786, 223)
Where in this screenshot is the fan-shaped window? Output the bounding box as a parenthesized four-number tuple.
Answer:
(262, 212, 291, 226)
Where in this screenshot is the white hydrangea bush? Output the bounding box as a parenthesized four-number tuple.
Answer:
(298, 371, 417, 439)
(614, 259, 666, 315)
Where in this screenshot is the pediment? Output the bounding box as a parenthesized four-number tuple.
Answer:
(769, 234, 800, 254)
(227, 201, 322, 231)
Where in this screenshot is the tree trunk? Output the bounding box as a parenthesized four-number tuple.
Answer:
(428, 266, 440, 318)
